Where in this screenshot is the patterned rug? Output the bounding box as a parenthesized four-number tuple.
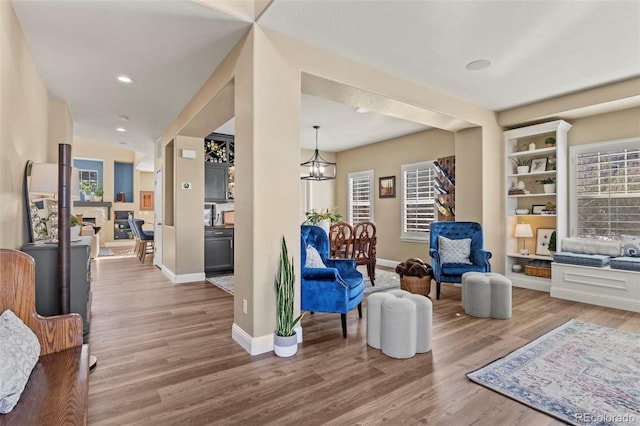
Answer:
(206, 266, 400, 296)
(467, 319, 640, 425)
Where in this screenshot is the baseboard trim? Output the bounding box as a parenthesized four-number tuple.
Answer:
(160, 266, 205, 285)
(377, 258, 401, 268)
(232, 324, 303, 356)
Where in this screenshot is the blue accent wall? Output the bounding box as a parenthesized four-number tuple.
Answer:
(114, 162, 133, 202)
(73, 159, 103, 202)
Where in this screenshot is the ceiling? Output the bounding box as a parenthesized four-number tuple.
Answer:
(12, 1, 640, 171)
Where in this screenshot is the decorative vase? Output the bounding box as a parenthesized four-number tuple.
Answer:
(94, 195, 103, 202)
(516, 165, 530, 174)
(273, 331, 298, 357)
(543, 183, 556, 193)
(318, 219, 331, 236)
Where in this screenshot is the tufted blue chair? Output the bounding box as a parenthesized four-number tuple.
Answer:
(429, 221, 492, 299)
(131, 219, 154, 263)
(301, 225, 364, 338)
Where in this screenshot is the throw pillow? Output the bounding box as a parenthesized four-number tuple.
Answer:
(622, 235, 640, 257)
(438, 236, 472, 264)
(305, 246, 326, 268)
(0, 309, 41, 414)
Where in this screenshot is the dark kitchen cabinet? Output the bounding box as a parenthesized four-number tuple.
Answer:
(205, 228, 234, 272)
(205, 163, 228, 202)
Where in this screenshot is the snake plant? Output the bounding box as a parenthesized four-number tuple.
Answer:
(275, 237, 303, 337)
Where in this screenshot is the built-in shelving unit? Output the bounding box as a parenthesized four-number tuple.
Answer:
(504, 120, 572, 292)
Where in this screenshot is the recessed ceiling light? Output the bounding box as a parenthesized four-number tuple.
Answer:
(355, 107, 370, 113)
(118, 115, 129, 122)
(465, 59, 492, 71)
(116, 75, 134, 84)
(116, 127, 127, 132)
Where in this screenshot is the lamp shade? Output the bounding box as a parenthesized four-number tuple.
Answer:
(514, 223, 533, 238)
(29, 162, 80, 199)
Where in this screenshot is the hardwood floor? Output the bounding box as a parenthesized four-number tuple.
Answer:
(88, 255, 640, 425)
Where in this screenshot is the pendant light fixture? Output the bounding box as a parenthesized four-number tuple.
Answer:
(301, 125, 336, 180)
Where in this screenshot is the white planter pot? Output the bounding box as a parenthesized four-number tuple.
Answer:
(70, 225, 81, 238)
(516, 165, 530, 174)
(543, 183, 556, 193)
(274, 332, 298, 357)
(94, 195, 103, 202)
(318, 219, 331, 236)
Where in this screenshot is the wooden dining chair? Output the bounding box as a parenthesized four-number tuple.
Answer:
(329, 221, 354, 259)
(353, 221, 377, 285)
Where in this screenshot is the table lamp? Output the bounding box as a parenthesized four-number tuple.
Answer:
(515, 223, 533, 255)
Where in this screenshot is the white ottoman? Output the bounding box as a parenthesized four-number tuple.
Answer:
(462, 272, 512, 319)
(366, 293, 394, 349)
(381, 297, 416, 359)
(404, 294, 432, 353)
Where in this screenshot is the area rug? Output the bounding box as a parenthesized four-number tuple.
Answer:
(467, 319, 640, 425)
(206, 266, 400, 296)
(98, 248, 114, 257)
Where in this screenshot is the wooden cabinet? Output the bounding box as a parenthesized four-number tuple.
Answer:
(204, 133, 234, 201)
(114, 210, 133, 239)
(205, 228, 234, 273)
(504, 120, 571, 291)
(434, 155, 455, 221)
(21, 236, 92, 342)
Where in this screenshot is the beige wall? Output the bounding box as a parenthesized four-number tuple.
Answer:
(567, 107, 640, 147)
(336, 129, 455, 263)
(73, 136, 142, 244)
(0, 2, 72, 249)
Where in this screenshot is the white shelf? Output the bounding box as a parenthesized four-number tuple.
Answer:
(504, 120, 572, 292)
(508, 193, 556, 198)
(507, 252, 553, 261)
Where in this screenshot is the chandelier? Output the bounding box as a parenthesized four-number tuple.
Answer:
(300, 125, 336, 180)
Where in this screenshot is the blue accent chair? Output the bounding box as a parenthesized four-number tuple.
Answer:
(130, 219, 154, 263)
(301, 225, 364, 338)
(429, 221, 492, 300)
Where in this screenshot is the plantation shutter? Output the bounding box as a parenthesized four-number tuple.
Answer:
(348, 171, 373, 224)
(402, 162, 436, 241)
(574, 142, 640, 238)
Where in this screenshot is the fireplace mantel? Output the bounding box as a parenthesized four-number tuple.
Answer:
(74, 201, 113, 217)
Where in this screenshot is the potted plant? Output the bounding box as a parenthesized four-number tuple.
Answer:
(548, 231, 557, 253)
(545, 137, 556, 147)
(510, 157, 531, 174)
(94, 185, 104, 202)
(536, 177, 556, 194)
(80, 182, 94, 202)
(274, 237, 304, 357)
(304, 208, 342, 235)
(70, 214, 82, 237)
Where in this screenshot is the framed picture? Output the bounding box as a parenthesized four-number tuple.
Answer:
(140, 191, 154, 210)
(530, 157, 548, 173)
(531, 204, 545, 215)
(536, 228, 555, 256)
(379, 176, 396, 198)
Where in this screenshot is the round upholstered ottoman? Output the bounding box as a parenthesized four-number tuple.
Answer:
(462, 272, 512, 319)
(366, 292, 394, 349)
(381, 297, 417, 359)
(404, 294, 432, 353)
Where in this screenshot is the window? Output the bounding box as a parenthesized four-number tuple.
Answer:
(401, 161, 436, 241)
(570, 138, 640, 238)
(79, 169, 98, 192)
(348, 170, 373, 224)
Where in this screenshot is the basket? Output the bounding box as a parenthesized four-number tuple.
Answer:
(400, 275, 432, 296)
(524, 265, 551, 278)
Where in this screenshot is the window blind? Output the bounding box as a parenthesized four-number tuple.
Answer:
(349, 171, 373, 224)
(402, 162, 435, 241)
(575, 144, 640, 238)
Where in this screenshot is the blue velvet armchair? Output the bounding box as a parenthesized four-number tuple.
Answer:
(301, 225, 364, 338)
(429, 221, 492, 299)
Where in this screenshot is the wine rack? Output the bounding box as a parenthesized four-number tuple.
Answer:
(434, 155, 455, 221)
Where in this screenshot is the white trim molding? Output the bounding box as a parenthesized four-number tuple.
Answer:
(232, 324, 303, 355)
(160, 266, 205, 285)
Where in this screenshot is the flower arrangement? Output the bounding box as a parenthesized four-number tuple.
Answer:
(304, 208, 342, 225)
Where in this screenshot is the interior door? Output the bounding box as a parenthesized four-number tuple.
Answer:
(154, 168, 163, 267)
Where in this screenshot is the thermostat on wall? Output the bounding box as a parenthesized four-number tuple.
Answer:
(181, 149, 196, 159)
(182, 182, 192, 189)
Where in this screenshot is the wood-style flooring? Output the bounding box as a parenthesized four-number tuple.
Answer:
(88, 255, 640, 425)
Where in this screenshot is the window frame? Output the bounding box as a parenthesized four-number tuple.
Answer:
(401, 161, 436, 242)
(569, 136, 640, 238)
(348, 170, 374, 225)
